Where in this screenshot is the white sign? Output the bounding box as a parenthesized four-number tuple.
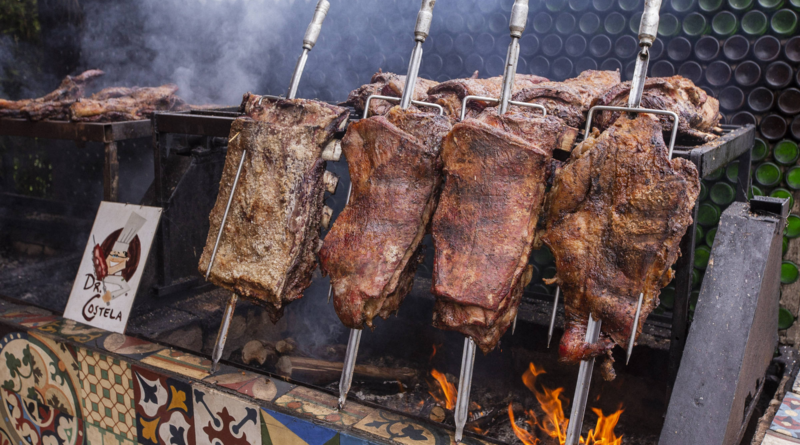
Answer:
(64, 202, 162, 333)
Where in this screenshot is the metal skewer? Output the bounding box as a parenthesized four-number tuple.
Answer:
(206, 0, 331, 374)
(336, 0, 439, 411)
(563, 0, 681, 442)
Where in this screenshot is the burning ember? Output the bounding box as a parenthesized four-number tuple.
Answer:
(509, 363, 623, 445)
(428, 368, 458, 410)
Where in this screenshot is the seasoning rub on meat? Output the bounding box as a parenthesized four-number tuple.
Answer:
(199, 93, 349, 322)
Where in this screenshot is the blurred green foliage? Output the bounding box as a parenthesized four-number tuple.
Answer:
(0, 0, 40, 41)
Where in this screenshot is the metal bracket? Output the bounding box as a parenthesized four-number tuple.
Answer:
(363, 94, 444, 118)
(460, 95, 546, 121)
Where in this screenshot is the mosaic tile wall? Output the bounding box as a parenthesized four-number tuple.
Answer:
(0, 299, 491, 445)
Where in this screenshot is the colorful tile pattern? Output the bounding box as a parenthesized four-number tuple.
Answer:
(203, 371, 278, 402)
(193, 385, 261, 445)
(354, 410, 487, 445)
(0, 389, 84, 445)
(275, 387, 373, 426)
(78, 349, 136, 440)
(39, 318, 108, 345)
(765, 430, 800, 445)
(84, 422, 136, 445)
(261, 408, 338, 445)
(102, 333, 162, 360)
(133, 366, 195, 445)
(142, 349, 212, 380)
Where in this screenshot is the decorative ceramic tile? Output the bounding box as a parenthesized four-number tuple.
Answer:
(132, 366, 194, 445)
(193, 384, 261, 445)
(102, 333, 162, 360)
(0, 306, 54, 325)
(0, 389, 84, 445)
(275, 387, 373, 426)
(141, 349, 212, 380)
(773, 392, 800, 439)
(202, 371, 278, 402)
(84, 422, 137, 445)
(339, 434, 372, 445)
(78, 349, 136, 440)
(765, 430, 800, 444)
(0, 332, 82, 417)
(260, 408, 339, 445)
(354, 410, 487, 445)
(38, 318, 108, 345)
(17, 314, 60, 328)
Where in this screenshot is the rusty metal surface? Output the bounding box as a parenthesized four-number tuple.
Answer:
(0, 118, 152, 143)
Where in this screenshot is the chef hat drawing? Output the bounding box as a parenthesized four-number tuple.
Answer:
(112, 212, 146, 254)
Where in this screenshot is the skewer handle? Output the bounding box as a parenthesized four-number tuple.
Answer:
(509, 0, 529, 38)
(303, 0, 331, 50)
(638, 0, 663, 47)
(454, 337, 476, 443)
(211, 293, 239, 373)
(338, 329, 362, 409)
(414, 0, 436, 42)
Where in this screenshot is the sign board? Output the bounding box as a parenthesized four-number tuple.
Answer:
(64, 202, 162, 333)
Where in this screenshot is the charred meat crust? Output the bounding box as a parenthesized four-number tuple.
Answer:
(342, 70, 439, 117)
(431, 109, 572, 353)
(540, 114, 699, 377)
(319, 106, 453, 329)
(512, 70, 621, 128)
(593, 75, 722, 142)
(426, 74, 549, 118)
(0, 69, 104, 121)
(199, 96, 349, 322)
(69, 84, 183, 122)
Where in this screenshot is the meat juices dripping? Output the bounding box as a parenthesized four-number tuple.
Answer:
(199, 93, 349, 322)
(431, 108, 578, 354)
(593, 75, 722, 143)
(0, 69, 104, 121)
(69, 84, 186, 122)
(426, 73, 549, 118)
(319, 106, 452, 329)
(539, 113, 699, 380)
(512, 70, 622, 128)
(343, 70, 439, 117)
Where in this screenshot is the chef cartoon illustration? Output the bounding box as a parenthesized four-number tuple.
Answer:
(92, 212, 146, 304)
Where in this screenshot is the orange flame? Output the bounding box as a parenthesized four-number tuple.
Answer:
(509, 362, 624, 445)
(428, 369, 458, 410)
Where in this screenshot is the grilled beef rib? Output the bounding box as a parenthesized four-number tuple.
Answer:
(69, 84, 185, 122)
(0, 70, 104, 121)
(343, 70, 438, 117)
(320, 106, 452, 329)
(198, 93, 349, 322)
(540, 113, 699, 379)
(426, 73, 548, 118)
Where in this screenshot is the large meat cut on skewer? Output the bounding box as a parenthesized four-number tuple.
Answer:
(593, 75, 722, 142)
(431, 109, 577, 353)
(343, 70, 439, 117)
(426, 73, 548, 118)
(0, 70, 104, 121)
(69, 84, 186, 122)
(319, 106, 452, 329)
(539, 113, 699, 380)
(198, 93, 349, 322)
(512, 70, 621, 128)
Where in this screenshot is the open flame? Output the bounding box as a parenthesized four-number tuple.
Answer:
(428, 368, 458, 410)
(509, 363, 623, 445)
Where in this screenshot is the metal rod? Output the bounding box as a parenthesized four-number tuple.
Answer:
(338, 328, 362, 409)
(585, 105, 679, 158)
(364, 95, 444, 116)
(287, 0, 330, 99)
(627, 293, 644, 365)
(454, 337, 477, 443)
(565, 314, 602, 445)
(460, 96, 546, 121)
(399, 0, 436, 109)
(499, 38, 520, 114)
(287, 49, 309, 99)
(548, 287, 561, 348)
(205, 148, 247, 279)
(211, 293, 239, 373)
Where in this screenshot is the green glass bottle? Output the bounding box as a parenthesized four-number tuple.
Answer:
(532, 247, 554, 266)
(726, 161, 739, 184)
(710, 182, 736, 206)
(604, 12, 627, 34)
(752, 138, 769, 162)
(531, 284, 552, 295)
(790, 0, 800, 10)
(659, 13, 681, 37)
(754, 162, 783, 187)
(570, 0, 592, 11)
(781, 260, 799, 284)
(742, 10, 769, 34)
(630, 12, 643, 33)
(692, 268, 702, 288)
(660, 286, 676, 309)
(750, 184, 764, 198)
(699, 181, 709, 201)
(706, 227, 718, 247)
(712, 11, 739, 36)
(773, 140, 799, 166)
(785, 214, 800, 238)
(771, 9, 798, 35)
(547, 0, 568, 11)
(771, 188, 795, 209)
(730, 0, 754, 10)
(706, 167, 725, 181)
(696, 225, 706, 246)
(671, 0, 697, 11)
(542, 266, 557, 280)
(700, 0, 724, 11)
(593, 0, 615, 11)
(621, 0, 642, 11)
(786, 166, 800, 190)
(684, 12, 710, 35)
(580, 12, 601, 34)
(784, 236, 789, 256)
(698, 203, 721, 227)
(690, 290, 700, 311)
(759, 0, 786, 10)
(695, 245, 712, 269)
(779, 307, 795, 330)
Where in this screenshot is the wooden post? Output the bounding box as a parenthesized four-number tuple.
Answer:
(103, 141, 119, 202)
